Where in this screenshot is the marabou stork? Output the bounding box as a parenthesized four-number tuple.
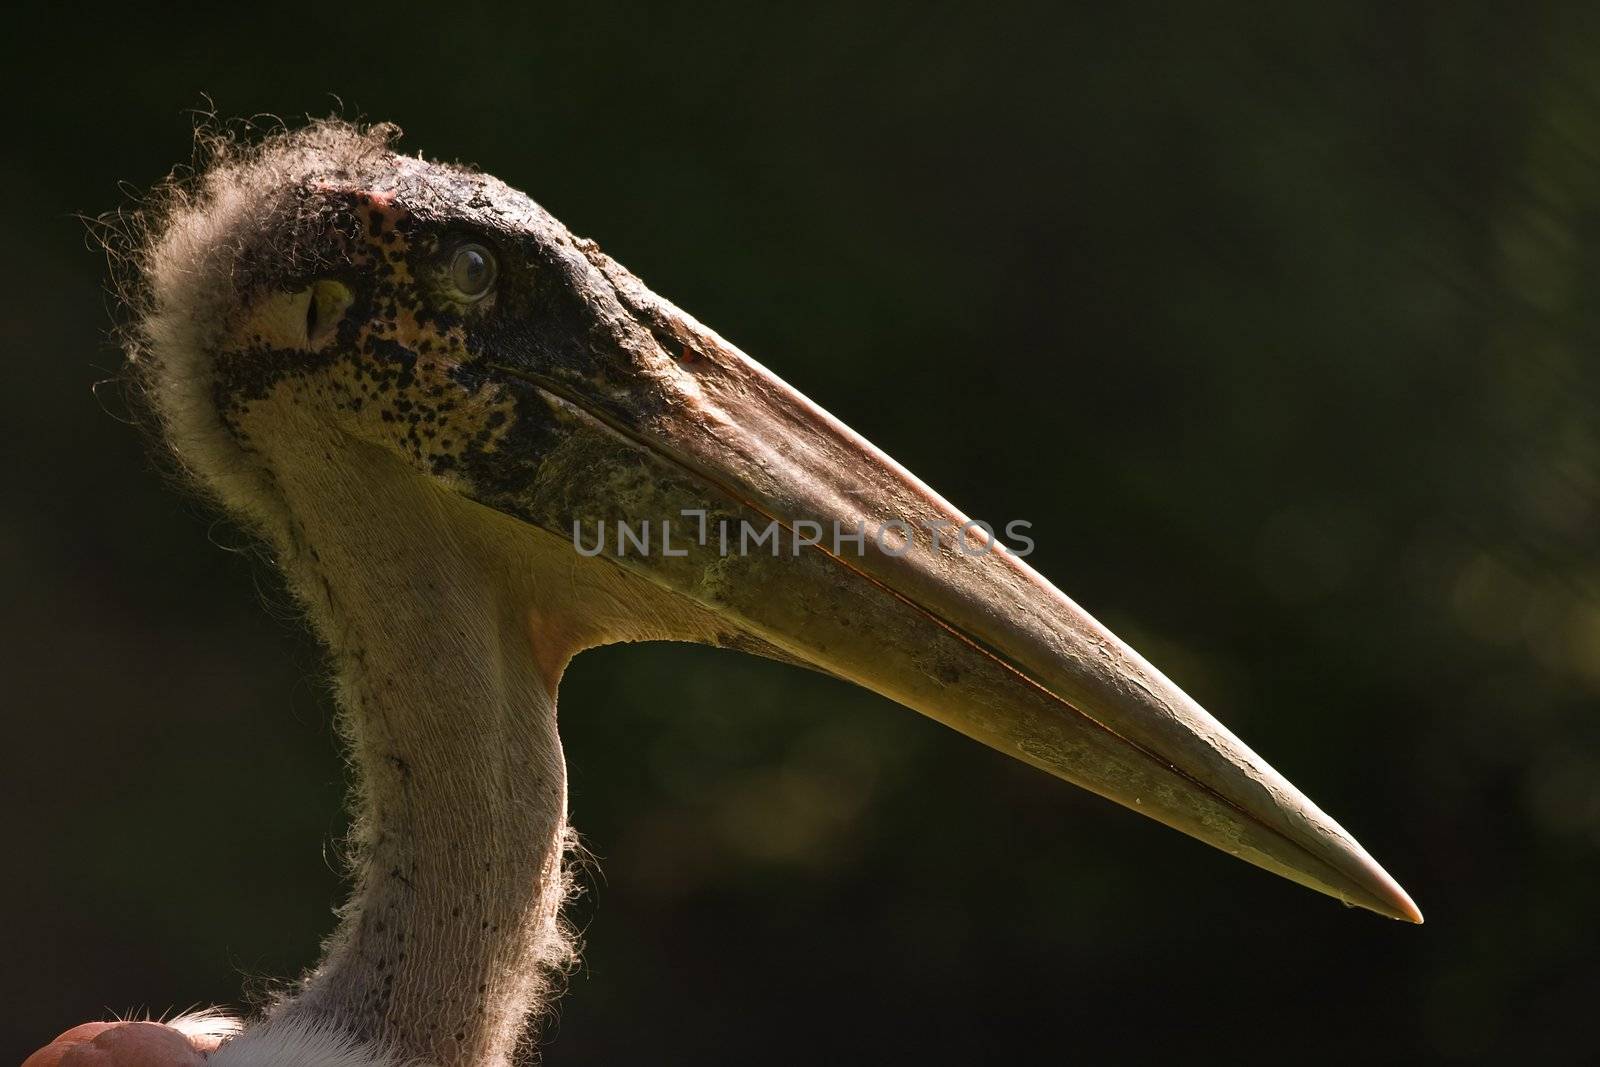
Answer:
(28, 121, 1419, 1067)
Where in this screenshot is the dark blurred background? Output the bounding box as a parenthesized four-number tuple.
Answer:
(2, 3, 1597, 1062)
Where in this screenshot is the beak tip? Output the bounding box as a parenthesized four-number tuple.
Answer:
(1373, 891, 1424, 924)
(1352, 853, 1423, 924)
(1391, 889, 1425, 925)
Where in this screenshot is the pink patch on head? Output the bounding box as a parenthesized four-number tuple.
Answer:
(351, 191, 411, 239)
(308, 184, 403, 217)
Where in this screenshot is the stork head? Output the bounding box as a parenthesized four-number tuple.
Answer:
(127, 120, 1420, 924)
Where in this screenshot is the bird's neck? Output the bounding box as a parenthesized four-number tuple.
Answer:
(263, 433, 573, 1066)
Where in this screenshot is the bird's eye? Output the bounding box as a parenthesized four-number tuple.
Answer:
(446, 242, 497, 301)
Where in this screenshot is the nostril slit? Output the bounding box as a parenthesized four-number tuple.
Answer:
(304, 290, 319, 341)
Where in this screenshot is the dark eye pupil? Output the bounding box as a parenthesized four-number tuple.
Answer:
(450, 244, 495, 298)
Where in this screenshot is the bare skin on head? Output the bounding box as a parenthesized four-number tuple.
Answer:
(39, 120, 1418, 1066)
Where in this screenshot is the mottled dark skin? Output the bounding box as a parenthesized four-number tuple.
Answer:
(212, 143, 749, 544)
(216, 164, 809, 671)
(221, 187, 574, 494)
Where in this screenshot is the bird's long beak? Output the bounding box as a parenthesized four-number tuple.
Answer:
(477, 245, 1420, 924)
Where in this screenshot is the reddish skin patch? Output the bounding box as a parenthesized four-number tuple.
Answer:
(355, 194, 407, 242)
(22, 1022, 216, 1067)
(311, 181, 394, 207)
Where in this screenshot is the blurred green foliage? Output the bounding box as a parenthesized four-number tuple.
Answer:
(1, 3, 1596, 1062)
